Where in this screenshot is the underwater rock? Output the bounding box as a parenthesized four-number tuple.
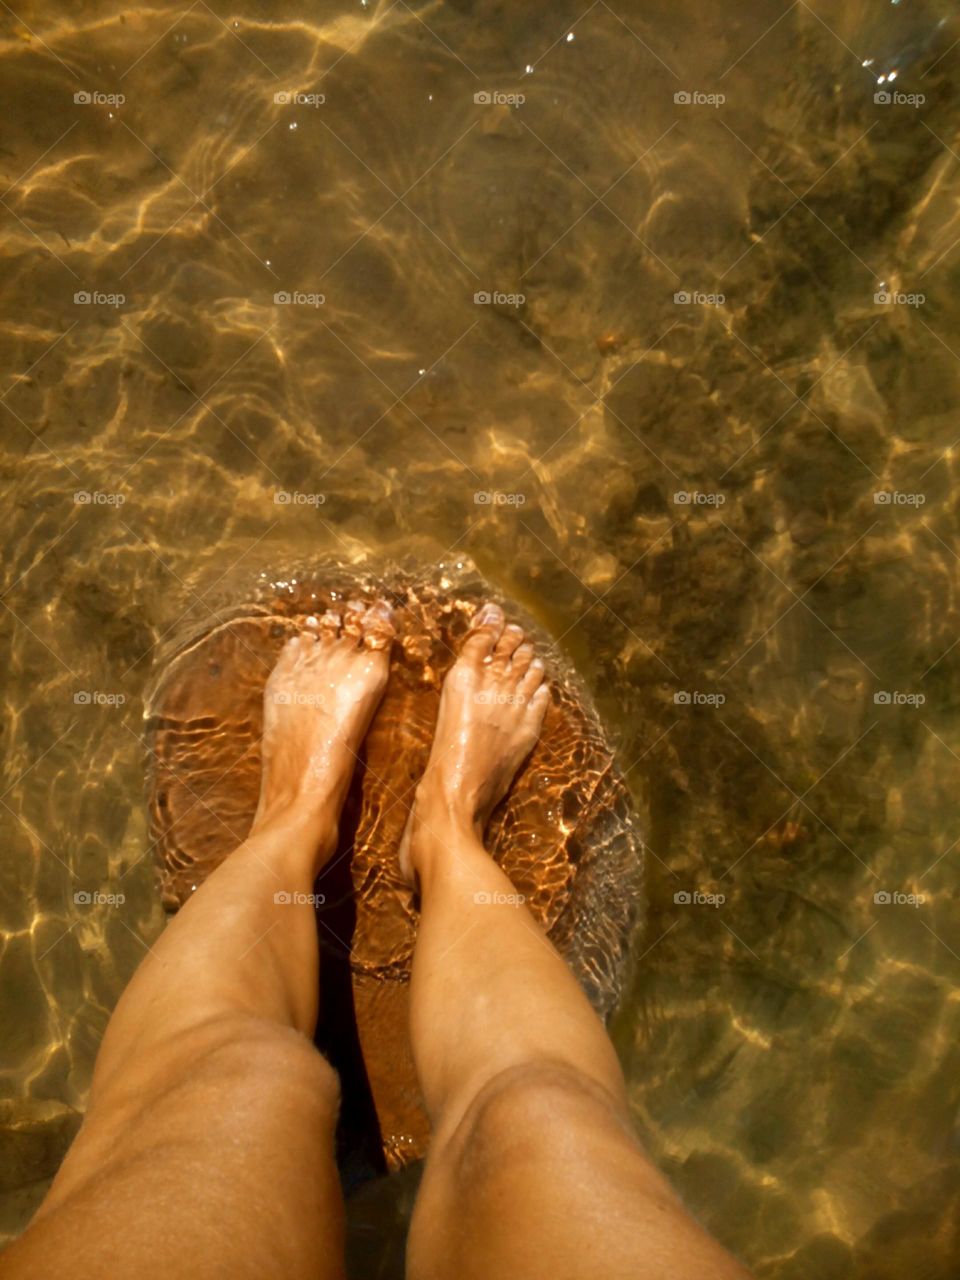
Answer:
(144, 556, 644, 1173)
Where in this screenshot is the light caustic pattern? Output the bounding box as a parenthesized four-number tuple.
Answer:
(0, 0, 959, 1276)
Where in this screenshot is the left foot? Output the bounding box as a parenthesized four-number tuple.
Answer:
(250, 599, 394, 846)
(398, 601, 549, 884)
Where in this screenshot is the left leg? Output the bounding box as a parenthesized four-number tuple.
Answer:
(0, 601, 394, 1280)
(402, 603, 752, 1280)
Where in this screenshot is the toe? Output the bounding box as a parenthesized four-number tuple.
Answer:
(342, 599, 366, 642)
(492, 623, 524, 666)
(519, 657, 546, 698)
(510, 642, 535, 679)
(273, 634, 300, 670)
(318, 609, 341, 640)
(267, 633, 301, 686)
(527, 680, 551, 724)
(460, 601, 505, 663)
(362, 599, 395, 651)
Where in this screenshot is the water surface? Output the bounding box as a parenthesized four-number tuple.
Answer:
(1, 1, 959, 1275)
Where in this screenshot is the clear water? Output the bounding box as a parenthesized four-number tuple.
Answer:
(1, 1, 959, 1276)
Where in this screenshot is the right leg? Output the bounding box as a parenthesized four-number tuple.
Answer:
(403, 604, 752, 1280)
(1, 603, 394, 1280)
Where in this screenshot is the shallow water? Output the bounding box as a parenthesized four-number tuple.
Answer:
(1, 0, 960, 1275)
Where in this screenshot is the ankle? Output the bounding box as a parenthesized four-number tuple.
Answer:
(404, 785, 487, 888)
(249, 791, 339, 852)
(410, 780, 482, 843)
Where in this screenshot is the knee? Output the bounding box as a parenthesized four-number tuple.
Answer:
(196, 1017, 341, 1117)
(101, 1014, 341, 1132)
(442, 1059, 634, 1177)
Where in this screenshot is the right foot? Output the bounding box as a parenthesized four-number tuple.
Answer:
(399, 601, 550, 884)
(251, 599, 394, 850)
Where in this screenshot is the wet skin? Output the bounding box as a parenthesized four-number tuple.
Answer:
(0, 601, 752, 1280)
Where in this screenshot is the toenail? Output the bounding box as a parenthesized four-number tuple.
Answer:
(476, 603, 500, 626)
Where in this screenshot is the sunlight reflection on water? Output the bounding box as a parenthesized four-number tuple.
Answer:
(1, 0, 959, 1274)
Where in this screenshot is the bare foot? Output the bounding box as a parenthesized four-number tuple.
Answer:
(399, 601, 550, 884)
(251, 599, 394, 853)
